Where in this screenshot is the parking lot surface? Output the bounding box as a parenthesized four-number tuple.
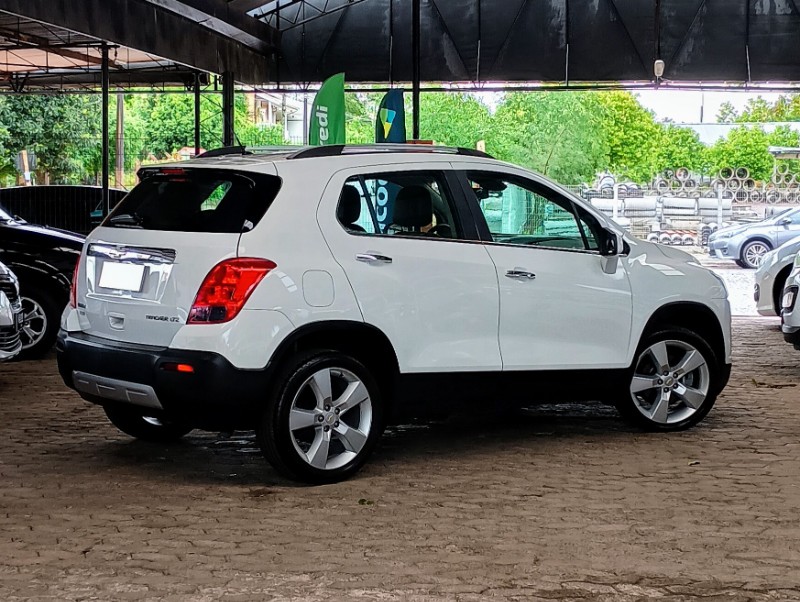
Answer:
(1, 318, 799, 601)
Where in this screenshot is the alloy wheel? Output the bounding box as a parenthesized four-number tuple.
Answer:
(288, 367, 373, 470)
(19, 296, 47, 350)
(743, 242, 769, 268)
(630, 340, 710, 425)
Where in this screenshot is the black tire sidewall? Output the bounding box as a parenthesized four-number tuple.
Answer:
(258, 352, 384, 484)
(617, 327, 721, 432)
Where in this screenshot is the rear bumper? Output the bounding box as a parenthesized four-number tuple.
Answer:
(56, 330, 270, 430)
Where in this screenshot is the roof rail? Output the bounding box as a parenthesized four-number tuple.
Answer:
(196, 144, 495, 161)
(287, 144, 494, 160)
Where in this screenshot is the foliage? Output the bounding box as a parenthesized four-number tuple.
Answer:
(486, 92, 610, 184)
(596, 92, 663, 183)
(418, 92, 492, 148)
(656, 124, 707, 174)
(0, 95, 101, 183)
(706, 126, 774, 180)
(718, 94, 800, 123)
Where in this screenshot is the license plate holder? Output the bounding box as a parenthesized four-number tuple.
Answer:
(99, 262, 146, 292)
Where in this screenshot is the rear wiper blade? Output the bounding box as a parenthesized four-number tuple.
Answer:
(108, 213, 143, 228)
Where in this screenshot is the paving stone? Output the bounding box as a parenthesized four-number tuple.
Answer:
(0, 319, 799, 599)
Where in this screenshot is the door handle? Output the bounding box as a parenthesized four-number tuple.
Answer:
(505, 269, 536, 280)
(356, 252, 393, 264)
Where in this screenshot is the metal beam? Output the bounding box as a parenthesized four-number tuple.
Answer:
(412, 0, 420, 139)
(3, 68, 199, 89)
(101, 44, 110, 214)
(194, 72, 202, 156)
(222, 70, 235, 146)
(0, 0, 275, 85)
(148, 0, 278, 51)
(0, 26, 122, 68)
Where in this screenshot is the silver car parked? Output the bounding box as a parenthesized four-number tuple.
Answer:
(0, 261, 22, 361)
(754, 236, 800, 316)
(708, 207, 800, 268)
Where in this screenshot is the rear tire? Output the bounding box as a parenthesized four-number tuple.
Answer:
(616, 327, 721, 432)
(257, 351, 384, 484)
(734, 259, 748, 268)
(104, 405, 193, 443)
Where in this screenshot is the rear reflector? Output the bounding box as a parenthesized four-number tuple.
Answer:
(188, 258, 276, 324)
(162, 363, 195, 373)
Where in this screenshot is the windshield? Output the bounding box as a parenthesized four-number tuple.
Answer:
(762, 208, 795, 224)
(0, 205, 13, 222)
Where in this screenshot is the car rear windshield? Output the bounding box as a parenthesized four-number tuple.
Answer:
(104, 169, 281, 233)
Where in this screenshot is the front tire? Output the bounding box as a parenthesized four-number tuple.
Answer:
(104, 405, 193, 442)
(616, 327, 721, 431)
(16, 282, 63, 360)
(740, 240, 771, 269)
(257, 351, 384, 484)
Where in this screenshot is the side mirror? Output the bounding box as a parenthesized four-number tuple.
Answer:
(779, 217, 792, 227)
(601, 229, 625, 256)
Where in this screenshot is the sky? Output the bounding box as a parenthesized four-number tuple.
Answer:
(634, 90, 784, 124)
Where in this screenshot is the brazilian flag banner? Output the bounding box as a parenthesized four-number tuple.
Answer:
(309, 73, 346, 145)
(375, 89, 406, 143)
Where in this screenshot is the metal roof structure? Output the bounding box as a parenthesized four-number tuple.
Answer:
(267, 0, 800, 86)
(0, 1, 798, 92)
(0, 0, 279, 90)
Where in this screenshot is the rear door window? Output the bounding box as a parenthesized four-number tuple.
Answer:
(105, 169, 280, 233)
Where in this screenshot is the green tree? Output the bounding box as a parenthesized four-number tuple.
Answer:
(596, 91, 663, 183)
(418, 92, 492, 148)
(716, 101, 738, 123)
(706, 126, 774, 180)
(0, 95, 100, 183)
(656, 124, 707, 174)
(486, 92, 610, 184)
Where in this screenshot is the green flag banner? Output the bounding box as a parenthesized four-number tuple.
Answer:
(309, 73, 346, 146)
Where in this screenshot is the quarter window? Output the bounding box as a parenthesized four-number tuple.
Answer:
(336, 172, 460, 239)
(466, 172, 601, 251)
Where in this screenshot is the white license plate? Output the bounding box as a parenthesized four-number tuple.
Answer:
(99, 262, 146, 292)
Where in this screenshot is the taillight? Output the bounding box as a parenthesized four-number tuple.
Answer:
(69, 257, 80, 308)
(188, 258, 276, 324)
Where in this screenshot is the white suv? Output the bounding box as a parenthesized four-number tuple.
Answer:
(57, 145, 732, 483)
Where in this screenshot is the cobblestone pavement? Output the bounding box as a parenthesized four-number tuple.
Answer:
(1, 319, 799, 601)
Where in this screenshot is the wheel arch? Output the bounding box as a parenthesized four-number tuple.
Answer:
(773, 264, 793, 315)
(740, 236, 773, 259)
(639, 302, 726, 366)
(265, 320, 401, 405)
(8, 263, 70, 301)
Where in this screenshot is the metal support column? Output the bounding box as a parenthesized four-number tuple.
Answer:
(412, 0, 420, 140)
(222, 71, 235, 147)
(194, 72, 202, 156)
(101, 43, 110, 215)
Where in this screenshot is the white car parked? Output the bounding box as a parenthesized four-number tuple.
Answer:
(781, 252, 800, 348)
(754, 237, 800, 316)
(57, 145, 732, 483)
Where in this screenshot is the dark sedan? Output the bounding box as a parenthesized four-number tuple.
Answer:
(0, 205, 83, 358)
